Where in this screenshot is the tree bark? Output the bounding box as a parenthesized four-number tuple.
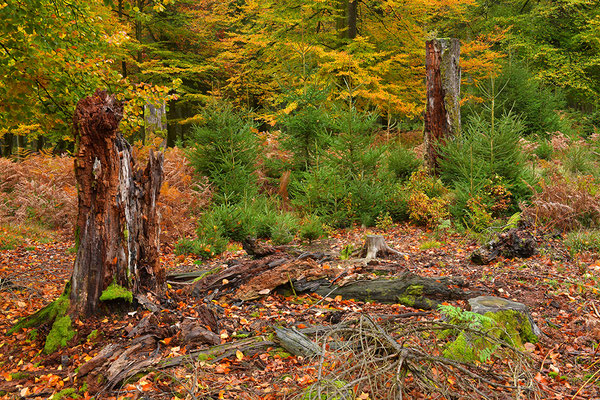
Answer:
(424, 38, 461, 174)
(69, 90, 165, 317)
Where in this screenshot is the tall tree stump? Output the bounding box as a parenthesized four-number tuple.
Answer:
(70, 90, 165, 317)
(424, 38, 461, 174)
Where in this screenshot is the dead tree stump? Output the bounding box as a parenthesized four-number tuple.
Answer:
(359, 235, 402, 260)
(424, 38, 461, 174)
(69, 90, 165, 317)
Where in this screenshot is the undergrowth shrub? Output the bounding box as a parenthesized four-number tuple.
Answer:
(0, 148, 207, 243)
(0, 153, 76, 230)
(564, 229, 600, 253)
(186, 100, 259, 203)
(386, 145, 422, 181)
(299, 214, 326, 242)
(521, 174, 600, 231)
(406, 169, 450, 226)
(291, 108, 392, 227)
(440, 113, 533, 227)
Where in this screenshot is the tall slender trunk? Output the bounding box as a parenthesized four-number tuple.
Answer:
(423, 38, 461, 174)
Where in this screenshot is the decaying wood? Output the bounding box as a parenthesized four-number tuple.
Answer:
(424, 38, 461, 174)
(242, 237, 277, 258)
(236, 258, 335, 301)
(275, 327, 322, 357)
(70, 90, 165, 317)
(470, 228, 537, 265)
(181, 318, 220, 345)
(315, 272, 472, 310)
(359, 235, 403, 260)
(159, 336, 275, 369)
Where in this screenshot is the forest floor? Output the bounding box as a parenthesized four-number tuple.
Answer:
(1, 224, 600, 399)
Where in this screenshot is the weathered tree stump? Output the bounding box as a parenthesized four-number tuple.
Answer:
(70, 90, 165, 317)
(424, 38, 461, 174)
(359, 235, 402, 260)
(468, 295, 541, 337)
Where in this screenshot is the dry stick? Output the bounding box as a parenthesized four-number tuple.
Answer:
(571, 359, 600, 400)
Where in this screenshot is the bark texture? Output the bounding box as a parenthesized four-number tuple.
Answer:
(424, 38, 461, 173)
(70, 90, 165, 317)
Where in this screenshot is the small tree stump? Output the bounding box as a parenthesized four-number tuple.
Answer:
(468, 296, 541, 337)
(359, 235, 402, 260)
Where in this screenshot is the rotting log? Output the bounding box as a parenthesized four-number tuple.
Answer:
(424, 38, 461, 174)
(315, 272, 472, 310)
(69, 90, 165, 317)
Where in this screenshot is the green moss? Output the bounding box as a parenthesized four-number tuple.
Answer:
(192, 267, 221, 283)
(44, 315, 75, 354)
(80, 382, 88, 393)
(8, 284, 70, 336)
(86, 329, 100, 341)
(443, 332, 477, 361)
(197, 353, 214, 361)
(442, 308, 538, 363)
(51, 388, 79, 400)
(396, 284, 436, 309)
(10, 372, 31, 380)
(99, 283, 133, 303)
(302, 380, 350, 400)
(483, 310, 538, 345)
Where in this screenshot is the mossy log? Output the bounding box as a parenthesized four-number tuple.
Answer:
(314, 272, 471, 309)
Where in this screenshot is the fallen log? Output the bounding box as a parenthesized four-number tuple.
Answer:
(275, 327, 322, 357)
(313, 272, 472, 310)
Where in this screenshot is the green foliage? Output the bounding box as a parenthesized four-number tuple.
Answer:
(419, 240, 442, 250)
(467, 61, 566, 136)
(339, 244, 355, 260)
(302, 379, 351, 400)
(299, 215, 326, 242)
(440, 113, 533, 225)
(278, 87, 333, 170)
(384, 186, 410, 223)
(187, 101, 259, 203)
(51, 388, 79, 400)
(375, 212, 393, 231)
(534, 140, 553, 160)
(44, 315, 74, 354)
(565, 230, 600, 254)
(561, 145, 596, 176)
(439, 305, 537, 363)
(99, 283, 133, 303)
(291, 108, 392, 227)
(386, 146, 422, 181)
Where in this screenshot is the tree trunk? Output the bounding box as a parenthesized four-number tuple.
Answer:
(424, 38, 461, 174)
(69, 90, 165, 317)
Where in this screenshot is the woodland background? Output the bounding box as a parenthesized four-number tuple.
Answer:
(2, 0, 600, 399)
